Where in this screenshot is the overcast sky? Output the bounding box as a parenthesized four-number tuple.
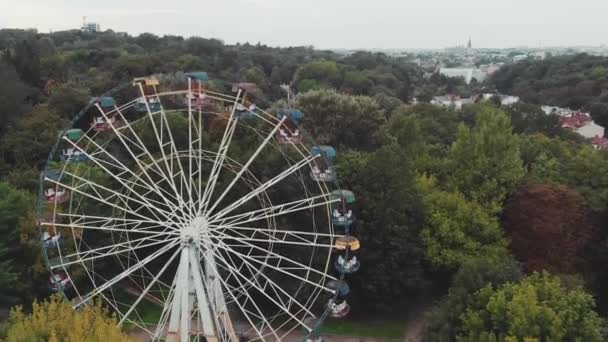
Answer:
(1, 0, 606, 49)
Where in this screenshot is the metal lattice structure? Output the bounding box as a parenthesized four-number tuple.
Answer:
(37, 73, 361, 342)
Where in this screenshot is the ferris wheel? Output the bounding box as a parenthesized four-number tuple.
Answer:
(37, 72, 361, 342)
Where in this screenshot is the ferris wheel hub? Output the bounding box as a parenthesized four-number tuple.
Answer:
(182, 216, 208, 245)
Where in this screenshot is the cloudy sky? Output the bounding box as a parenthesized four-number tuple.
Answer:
(1, 0, 606, 49)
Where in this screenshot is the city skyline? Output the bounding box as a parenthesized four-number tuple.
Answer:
(1, 0, 607, 49)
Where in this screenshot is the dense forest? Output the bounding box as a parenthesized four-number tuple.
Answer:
(1, 28, 608, 341)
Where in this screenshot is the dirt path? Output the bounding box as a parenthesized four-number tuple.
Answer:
(403, 303, 433, 342)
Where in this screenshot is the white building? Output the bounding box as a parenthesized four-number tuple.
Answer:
(431, 95, 474, 110)
(513, 55, 528, 63)
(482, 94, 520, 106)
(576, 121, 605, 139)
(439, 68, 486, 84)
(81, 21, 100, 33)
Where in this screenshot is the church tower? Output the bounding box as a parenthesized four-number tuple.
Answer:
(467, 36, 472, 49)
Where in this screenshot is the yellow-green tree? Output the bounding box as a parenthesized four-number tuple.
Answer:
(3, 294, 133, 342)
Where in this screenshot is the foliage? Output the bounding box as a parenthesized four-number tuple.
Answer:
(503, 183, 593, 274)
(443, 106, 525, 214)
(3, 294, 134, 341)
(419, 177, 508, 270)
(489, 54, 608, 109)
(425, 256, 523, 341)
(337, 145, 427, 311)
(459, 272, 604, 341)
(0, 182, 35, 305)
(297, 89, 386, 150)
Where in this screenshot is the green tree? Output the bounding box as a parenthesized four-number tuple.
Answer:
(590, 102, 608, 136)
(297, 89, 386, 150)
(0, 182, 34, 305)
(337, 145, 427, 311)
(3, 294, 134, 341)
(460, 272, 604, 341)
(425, 256, 522, 341)
(443, 106, 524, 213)
(419, 177, 507, 270)
(48, 82, 91, 118)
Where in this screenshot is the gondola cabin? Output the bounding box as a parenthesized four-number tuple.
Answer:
(234, 103, 257, 119)
(44, 186, 69, 204)
(310, 145, 337, 182)
(48, 271, 72, 292)
(334, 236, 360, 274)
(327, 279, 351, 318)
(331, 190, 356, 228)
(276, 110, 304, 144)
(91, 114, 120, 132)
(91, 96, 116, 109)
(134, 96, 161, 112)
(42, 231, 63, 249)
(65, 129, 84, 142)
(186, 71, 209, 83)
(232, 82, 257, 97)
(60, 148, 88, 163)
(132, 76, 160, 96)
(187, 92, 211, 110)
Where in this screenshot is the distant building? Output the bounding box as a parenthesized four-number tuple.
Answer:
(467, 37, 472, 49)
(81, 17, 100, 33)
(431, 94, 475, 110)
(558, 111, 605, 138)
(512, 54, 528, 63)
(482, 93, 520, 106)
(439, 68, 487, 84)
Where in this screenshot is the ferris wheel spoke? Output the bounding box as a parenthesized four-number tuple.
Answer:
(211, 194, 339, 227)
(41, 221, 177, 236)
(202, 245, 277, 341)
(199, 89, 242, 215)
(59, 232, 171, 262)
(61, 170, 179, 224)
(52, 236, 179, 270)
(149, 86, 196, 220)
(57, 212, 166, 226)
(209, 154, 320, 221)
(61, 136, 190, 227)
(216, 233, 336, 292)
(210, 245, 314, 336)
(214, 240, 317, 322)
(74, 239, 180, 309)
(95, 104, 189, 216)
(45, 177, 171, 227)
(135, 84, 194, 221)
(118, 246, 181, 325)
(206, 116, 287, 216)
(212, 225, 339, 247)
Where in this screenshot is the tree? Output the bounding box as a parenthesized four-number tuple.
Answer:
(460, 272, 604, 341)
(503, 184, 593, 274)
(297, 89, 386, 151)
(0, 182, 34, 305)
(425, 256, 522, 341)
(590, 102, 608, 136)
(337, 145, 427, 312)
(48, 82, 91, 118)
(3, 294, 134, 341)
(443, 106, 524, 214)
(504, 103, 561, 137)
(0, 61, 31, 133)
(418, 177, 508, 270)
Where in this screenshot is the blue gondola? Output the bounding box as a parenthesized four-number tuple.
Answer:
(186, 71, 209, 82)
(91, 96, 116, 108)
(60, 148, 89, 163)
(134, 96, 161, 112)
(42, 170, 63, 182)
(331, 190, 356, 227)
(310, 146, 337, 182)
(234, 103, 257, 119)
(276, 109, 304, 144)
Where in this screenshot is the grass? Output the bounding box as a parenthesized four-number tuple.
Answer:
(112, 288, 163, 329)
(322, 318, 404, 339)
